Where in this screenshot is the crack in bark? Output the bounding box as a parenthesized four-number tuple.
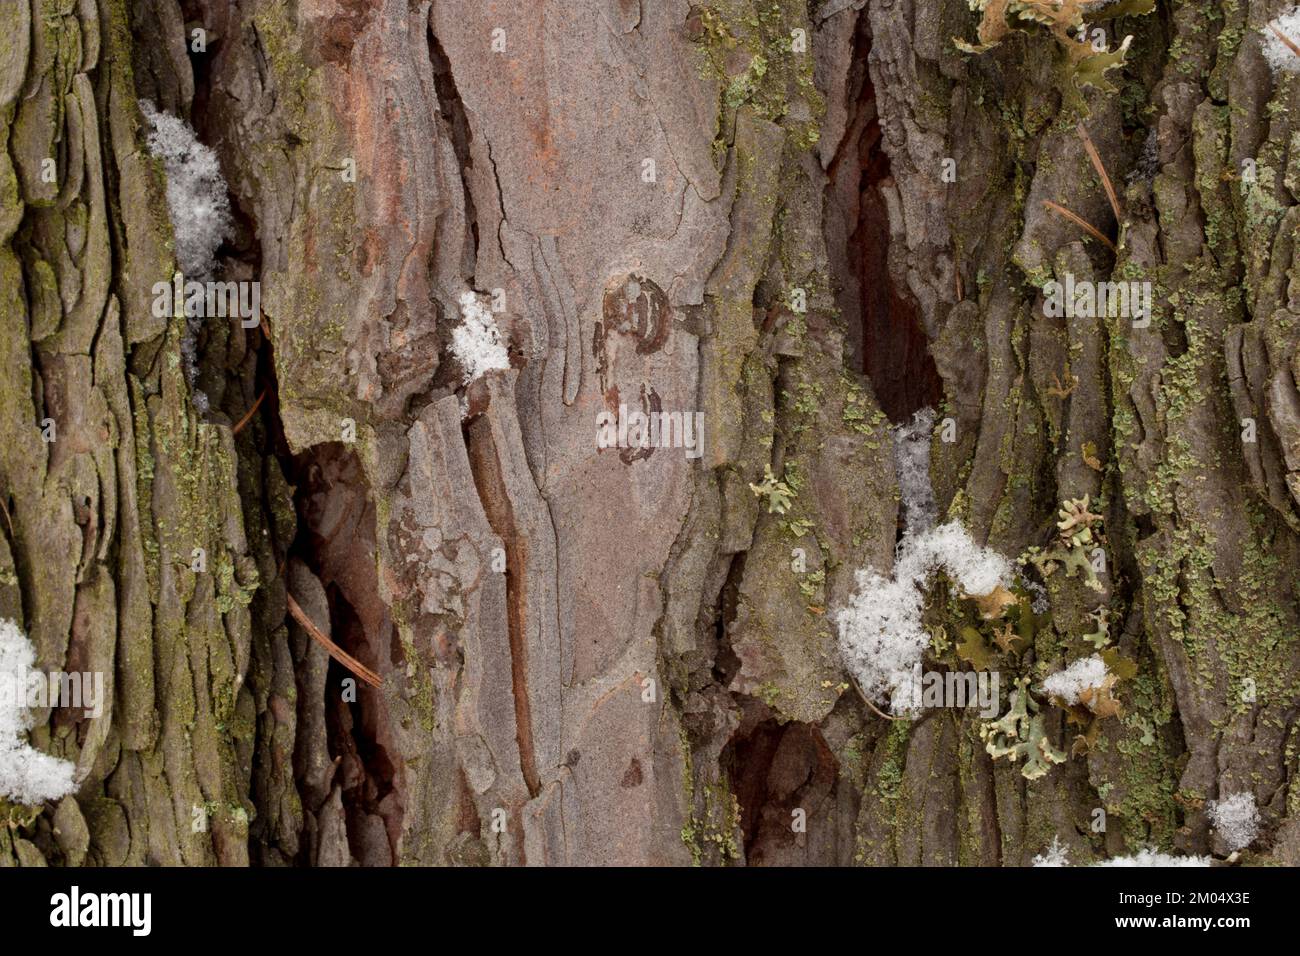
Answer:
(428, 24, 480, 274)
(464, 415, 542, 800)
(826, 13, 940, 422)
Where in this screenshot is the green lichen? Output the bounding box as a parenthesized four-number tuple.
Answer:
(749, 463, 795, 514)
(980, 677, 1068, 779)
(955, 0, 1155, 96)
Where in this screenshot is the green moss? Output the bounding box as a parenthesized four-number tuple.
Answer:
(853, 720, 912, 863)
(693, 0, 823, 160)
(678, 725, 702, 865)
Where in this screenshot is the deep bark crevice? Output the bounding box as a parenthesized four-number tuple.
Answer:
(173, 3, 262, 424)
(286, 441, 403, 865)
(722, 712, 838, 865)
(827, 15, 942, 423)
(689, 548, 845, 865)
(428, 25, 479, 269)
(710, 551, 746, 689)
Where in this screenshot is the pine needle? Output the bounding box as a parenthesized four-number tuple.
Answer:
(1042, 199, 1117, 253)
(286, 592, 383, 687)
(231, 389, 267, 436)
(1076, 123, 1122, 222)
(1270, 23, 1300, 59)
(849, 674, 907, 721)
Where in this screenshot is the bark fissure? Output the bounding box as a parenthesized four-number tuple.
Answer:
(428, 26, 479, 271)
(464, 417, 542, 801)
(826, 15, 942, 423)
(286, 441, 402, 865)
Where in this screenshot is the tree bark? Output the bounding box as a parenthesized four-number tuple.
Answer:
(1, 0, 1297, 867)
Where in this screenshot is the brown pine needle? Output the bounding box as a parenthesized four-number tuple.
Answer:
(1042, 199, 1117, 253)
(849, 674, 906, 721)
(1076, 123, 1122, 223)
(232, 389, 267, 436)
(862, 694, 906, 721)
(1270, 23, 1300, 59)
(286, 592, 383, 687)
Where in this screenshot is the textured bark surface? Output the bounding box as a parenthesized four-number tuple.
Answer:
(0, 0, 1297, 867)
